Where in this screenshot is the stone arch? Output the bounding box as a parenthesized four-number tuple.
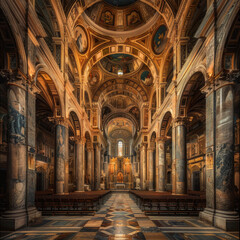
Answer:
(221, 10, 240, 71)
(36, 70, 63, 117)
(160, 111, 172, 138)
(67, 0, 175, 30)
(93, 78, 148, 103)
(69, 111, 81, 137)
(176, 71, 206, 118)
(215, 5, 240, 73)
(34, 62, 65, 114)
(82, 44, 158, 78)
(103, 112, 139, 132)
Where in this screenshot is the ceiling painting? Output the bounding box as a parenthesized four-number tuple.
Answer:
(100, 54, 142, 76)
(75, 25, 88, 54)
(100, 10, 114, 26)
(152, 25, 168, 55)
(140, 70, 153, 86)
(88, 70, 100, 86)
(85, 1, 156, 32)
(126, 10, 141, 26)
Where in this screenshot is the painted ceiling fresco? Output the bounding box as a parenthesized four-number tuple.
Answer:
(100, 54, 141, 75)
(152, 25, 168, 54)
(85, 1, 156, 31)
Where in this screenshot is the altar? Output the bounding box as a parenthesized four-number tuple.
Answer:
(115, 183, 125, 189)
(108, 157, 133, 190)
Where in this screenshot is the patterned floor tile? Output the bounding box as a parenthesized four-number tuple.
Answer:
(1, 192, 239, 240)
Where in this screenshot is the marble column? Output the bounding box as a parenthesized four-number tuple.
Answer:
(26, 86, 41, 222)
(200, 85, 216, 221)
(175, 118, 187, 194)
(91, 147, 94, 190)
(157, 139, 166, 192)
(94, 143, 101, 190)
(172, 125, 176, 193)
(0, 78, 27, 230)
(103, 158, 109, 189)
(140, 144, 147, 190)
(64, 127, 69, 193)
(86, 146, 92, 188)
(55, 121, 67, 194)
(75, 138, 85, 192)
(200, 81, 239, 231)
(147, 147, 154, 191)
(0, 74, 39, 230)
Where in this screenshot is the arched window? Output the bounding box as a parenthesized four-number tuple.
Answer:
(118, 141, 123, 157)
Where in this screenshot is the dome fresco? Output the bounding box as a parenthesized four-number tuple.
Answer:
(104, 0, 137, 7)
(100, 54, 142, 75)
(85, 1, 156, 32)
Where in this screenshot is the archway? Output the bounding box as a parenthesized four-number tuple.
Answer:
(176, 72, 206, 194)
(159, 111, 172, 192)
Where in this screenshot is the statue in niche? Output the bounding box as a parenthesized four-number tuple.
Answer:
(135, 177, 141, 190)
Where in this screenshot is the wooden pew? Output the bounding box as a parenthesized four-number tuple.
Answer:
(35, 190, 111, 215)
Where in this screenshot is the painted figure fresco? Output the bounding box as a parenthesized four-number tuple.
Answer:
(152, 25, 168, 54)
(100, 54, 136, 75)
(75, 26, 88, 54)
(88, 70, 100, 86)
(9, 106, 26, 144)
(101, 10, 114, 25)
(127, 11, 141, 26)
(140, 70, 153, 86)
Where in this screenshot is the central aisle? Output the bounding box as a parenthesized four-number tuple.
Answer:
(93, 192, 159, 239)
(1, 192, 238, 239)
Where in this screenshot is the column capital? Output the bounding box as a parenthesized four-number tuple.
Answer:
(75, 137, 86, 145)
(156, 137, 166, 144)
(48, 117, 68, 127)
(173, 117, 187, 127)
(214, 70, 239, 90)
(201, 81, 215, 96)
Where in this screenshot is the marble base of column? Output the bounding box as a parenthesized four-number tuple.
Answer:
(0, 209, 27, 231)
(200, 208, 239, 231)
(26, 207, 42, 224)
(0, 207, 42, 231)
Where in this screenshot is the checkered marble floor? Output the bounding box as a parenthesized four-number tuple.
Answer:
(0, 193, 239, 239)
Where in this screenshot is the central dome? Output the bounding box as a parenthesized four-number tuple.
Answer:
(104, 0, 137, 7)
(84, 1, 157, 32)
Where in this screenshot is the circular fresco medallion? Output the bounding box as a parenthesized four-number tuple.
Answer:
(140, 70, 153, 86)
(75, 26, 88, 54)
(88, 70, 100, 86)
(152, 25, 168, 55)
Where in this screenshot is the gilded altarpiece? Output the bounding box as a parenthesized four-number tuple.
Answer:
(108, 157, 133, 189)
